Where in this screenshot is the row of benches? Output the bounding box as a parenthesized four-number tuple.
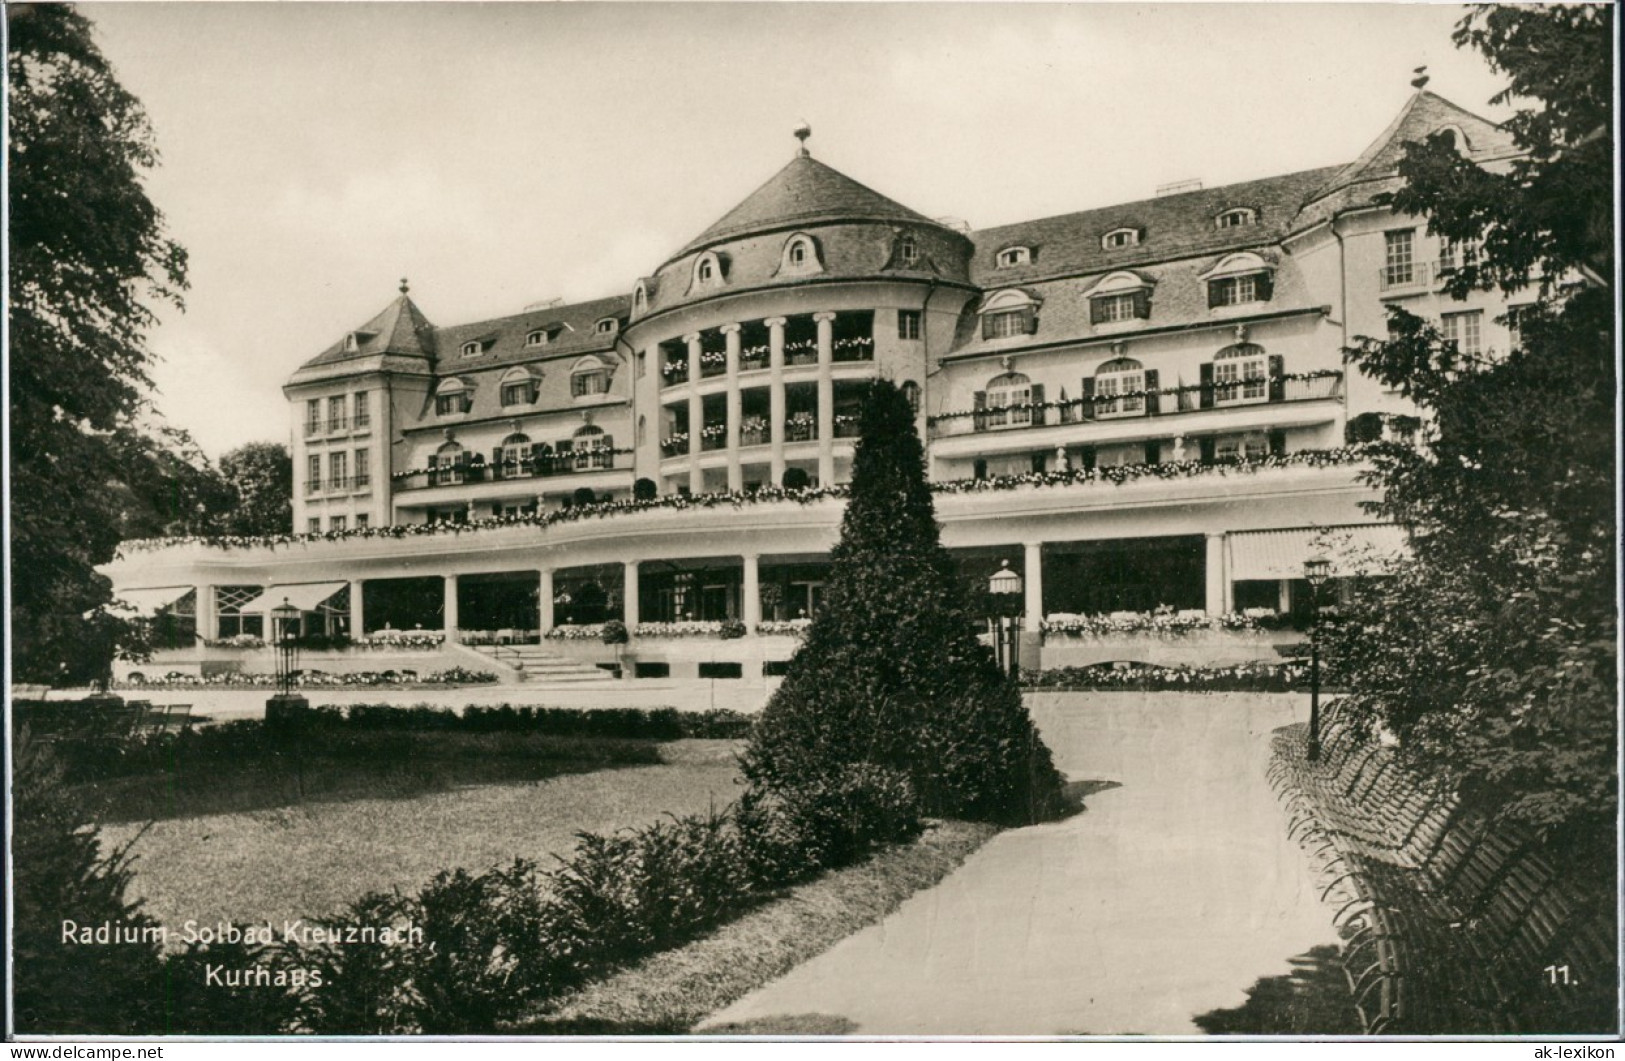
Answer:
(14, 698, 196, 744)
(1268, 707, 1616, 1035)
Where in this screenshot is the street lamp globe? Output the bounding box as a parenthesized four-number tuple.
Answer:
(1304, 555, 1331, 589)
(988, 559, 1023, 602)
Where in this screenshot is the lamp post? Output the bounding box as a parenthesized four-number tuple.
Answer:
(988, 559, 1024, 680)
(1304, 556, 1331, 762)
(271, 598, 302, 697)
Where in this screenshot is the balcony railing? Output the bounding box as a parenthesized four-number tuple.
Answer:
(700, 428, 728, 451)
(661, 362, 690, 386)
(833, 415, 863, 439)
(393, 449, 628, 491)
(785, 417, 818, 443)
(305, 479, 321, 495)
(353, 414, 371, 432)
(929, 372, 1343, 439)
(1378, 262, 1432, 292)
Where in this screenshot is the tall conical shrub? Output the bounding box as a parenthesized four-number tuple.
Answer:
(742, 381, 1065, 824)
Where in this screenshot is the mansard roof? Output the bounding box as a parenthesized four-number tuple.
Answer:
(671, 153, 941, 261)
(966, 166, 1343, 287)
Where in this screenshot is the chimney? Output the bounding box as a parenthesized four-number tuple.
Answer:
(1155, 178, 1203, 197)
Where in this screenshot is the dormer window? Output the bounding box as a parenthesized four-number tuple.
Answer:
(996, 247, 1032, 268)
(570, 356, 610, 399)
(595, 317, 619, 335)
(1203, 253, 1274, 309)
(1216, 209, 1256, 230)
(898, 233, 919, 265)
(979, 290, 1039, 340)
(459, 341, 483, 358)
(434, 379, 472, 416)
(499, 367, 540, 407)
(633, 283, 649, 315)
(692, 251, 728, 289)
(525, 329, 549, 347)
(1436, 125, 1470, 154)
(779, 233, 823, 275)
(342, 333, 360, 353)
(1102, 228, 1141, 250)
(1087, 272, 1152, 325)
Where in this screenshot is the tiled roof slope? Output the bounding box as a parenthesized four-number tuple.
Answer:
(966, 166, 1343, 287)
(1309, 90, 1519, 202)
(673, 154, 940, 260)
(300, 294, 438, 369)
(431, 293, 632, 369)
(948, 247, 1322, 361)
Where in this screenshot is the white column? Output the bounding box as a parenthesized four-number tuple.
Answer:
(349, 579, 366, 637)
(443, 574, 460, 638)
(623, 561, 640, 627)
(742, 554, 761, 629)
(814, 311, 836, 486)
(685, 332, 703, 493)
(1023, 542, 1044, 633)
(196, 584, 217, 642)
(766, 317, 786, 486)
(722, 323, 743, 492)
(538, 569, 555, 634)
(1204, 533, 1228, 616)
(1277, 578, 1293, 616)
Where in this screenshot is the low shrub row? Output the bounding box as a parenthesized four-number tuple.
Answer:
(1022, 661, 1312, 692)
(149, 769, 921, 1033)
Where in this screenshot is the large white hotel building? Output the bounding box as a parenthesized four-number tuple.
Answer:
(106, 90, 1525, 681)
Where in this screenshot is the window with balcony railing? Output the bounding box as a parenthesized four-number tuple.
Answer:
(1383, 229, 1417, 288)
(1093, 358, 1145, 418)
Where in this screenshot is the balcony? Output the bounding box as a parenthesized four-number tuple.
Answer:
(929, 372, 1343, 441)
(353, 414, 372, 433)
(784, 416, 818, 443)
(1378, 261, 1432, 294)
(699, 425, 729, 452)
(305, 479, 321, 495)
(393, 450, 628, 491)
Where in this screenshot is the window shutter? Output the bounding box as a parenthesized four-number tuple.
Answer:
(982, 314, 996, 341)
(1255, 271, 1274, 302)
(1207, 280, 1224, 309)
(1029, 383, 1046, 426)
(972, 390, 988, 432)
(1143, 369, 1160, 415)
(601, 434, 615, 452)
(1143, 440, 1160, 465)
(1268, 429, 1287, 456)
(1079, 377, 1096, 421)
(557, 439, 574, 453)
(1268, 354, 1286, 402)
(1199, 437, 1217, 464)
(1090, 297, 1107, 325)
(973, 459, 988, 480)
(427, 454, 439, 470)
(1132, 289, 1150, 320)
(1025, 308, 1039, 335)
(1199, 363, 1215, 409)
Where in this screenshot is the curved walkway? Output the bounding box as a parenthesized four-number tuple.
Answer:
(702, 692, 1341, 1036)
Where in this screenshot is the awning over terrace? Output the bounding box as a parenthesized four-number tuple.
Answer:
(249, 581, 349, 613)
(1228, 524, 1408, 581)
(105, 585, 193, 618)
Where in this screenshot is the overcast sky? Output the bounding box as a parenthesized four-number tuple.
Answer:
(79, 1, 1515, 458)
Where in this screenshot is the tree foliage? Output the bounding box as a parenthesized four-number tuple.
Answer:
(1330, 4, 1615, 886)
(217, 441, 294, 536)
(8, 4, 189, 682)
(743, 381, 1065, 824)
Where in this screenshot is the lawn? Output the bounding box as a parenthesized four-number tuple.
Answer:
(98, 739, 745, 931)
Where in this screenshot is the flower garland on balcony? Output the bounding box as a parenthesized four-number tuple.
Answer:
(357, 630, 446, 649)
(633, 620, 724, 638)
(700, 350, 728, 368)
(757, 618, 812, 637)
(661, 360, 689, 378)
(543, 623, 608, 640)
(832, 336, 874, 352)
(1041, 607, 1285, 636)
(926, 370, 1343, 425)
(699, 423, 729, 440)
(782, 338, 817, 357)
(739, 344, 770, 364)
(660, 433, 689, 453)
(115, 447, 1370, 556)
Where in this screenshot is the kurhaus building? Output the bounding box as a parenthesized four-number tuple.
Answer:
(106, 91, 1527, 680)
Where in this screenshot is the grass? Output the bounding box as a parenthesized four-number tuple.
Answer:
(98, 739, 745, 931)
(75, 731, 663, 823)
(509, 818, 1000, 1035)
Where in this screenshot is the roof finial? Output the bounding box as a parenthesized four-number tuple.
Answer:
(793, 121, 811, 158)
(1411, 65, 1429, 90)
(399, 277, 410, 295)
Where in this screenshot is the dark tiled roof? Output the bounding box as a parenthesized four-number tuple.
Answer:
(965, 166, 1343, 287)
(949, 249, 1322, 360)
(1308, 90, 1520, 203)
(299, 295, 437, 369)
(672, 154, 940, 260)
(431, 293, 632, 369)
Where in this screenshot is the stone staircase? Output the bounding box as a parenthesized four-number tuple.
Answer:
(468, 643, 617, 683)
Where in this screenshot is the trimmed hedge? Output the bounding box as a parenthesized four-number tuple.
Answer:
(1023, 661, 1318, 693)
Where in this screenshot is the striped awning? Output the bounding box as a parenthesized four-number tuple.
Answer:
(106, 586, 193, 619)
(250, 582, 348, 614)
(1229, 525, 1409, 582)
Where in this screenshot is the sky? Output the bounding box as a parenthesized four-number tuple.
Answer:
(76, 1, 1518, 459)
